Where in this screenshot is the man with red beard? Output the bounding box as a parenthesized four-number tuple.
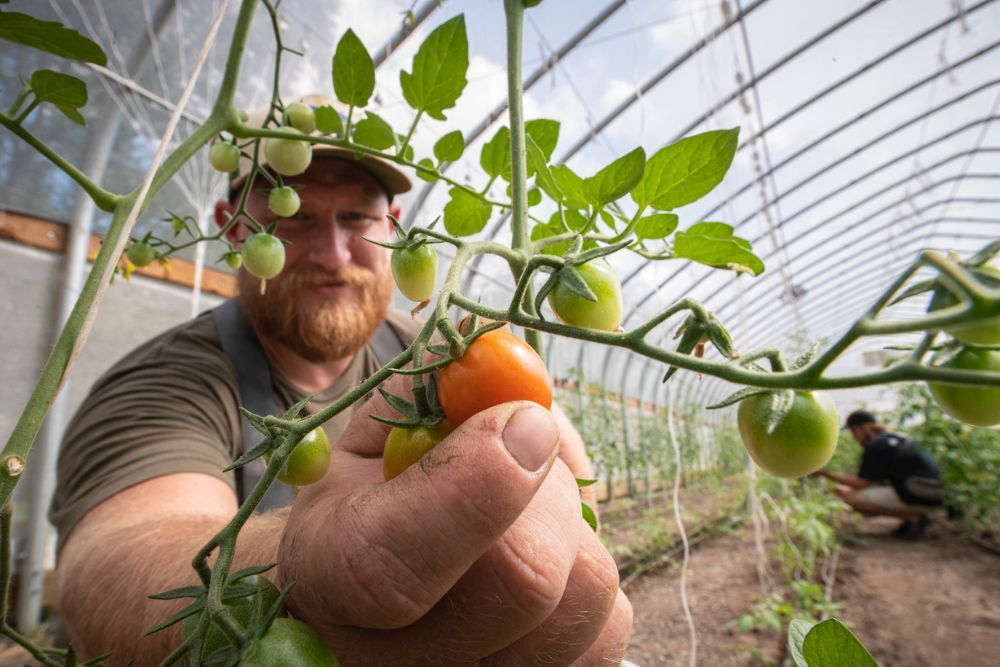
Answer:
(49, 120, 632, 662)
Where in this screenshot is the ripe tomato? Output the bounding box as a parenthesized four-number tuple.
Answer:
(181, 575, 282, 656)
(268, 186, 301, 217)
(383, 421, 454, 481)
(391, 243, 438, 302)
(928, 264, 1000, 346)
(547, 259, 623, 331)
(437, 330, 553, 425)
(284, 102, 317, 134)
(209, 142, 241, 173)
(266, 427, 331, 486)
(127, 242, 156, 268)
(241, 232, 285, 280)
(264, 130, 313, 176)
(927, 346, 1000, 427)
(737, 391, 839, 478)
(241, 618, 339, 666)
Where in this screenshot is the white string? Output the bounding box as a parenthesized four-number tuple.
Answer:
(667, 379, 697, 667)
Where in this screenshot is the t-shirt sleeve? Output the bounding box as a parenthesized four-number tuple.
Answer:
(858, 440, 892, 481)
(49, 322, 242, 553)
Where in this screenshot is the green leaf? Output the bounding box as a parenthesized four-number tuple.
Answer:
(443, 187, 491, 237)
(706, 386, 772, 410)
(788, 619, 816, 667)
(532, 223, 571, 256)
(416, 157, 438, 182)
(582, 502, 598, 531)
(583, 147, 646, 207)
(802, 619, 878, 667)
(30, 69, 87, 125)
(527, 134, 561, 200)
(399, 15, 469, 120)
(0, 12, 107, 65)
(332, 29, 375, 107)
(527, 188, 542, 206)
(635, 213, 679, 240)
(632, 128, 739, 210)
(556, 266, 598, 302)
(524, 119, 560, 176)
(551, 165, 589, 209)
(481, 126, 511, 181)
(314, 105, 343, 135)
(576, 477, 598, 488)
(434, 130, 465, 163)
(558, 209, 588, 231)
(673, 222, 764, 276)
(353, 112, 396, 150)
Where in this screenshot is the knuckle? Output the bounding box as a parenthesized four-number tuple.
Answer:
(490, 531, 569, 617)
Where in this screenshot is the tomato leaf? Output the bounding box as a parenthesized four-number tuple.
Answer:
(314, 105, 344, 135)
(0, 12, 107, 65)
(434, 130, 465, 163)
(582, 501, 598, 531)
(802, 618, 878, 667)
(551, 165, 590, 210)
(576, 477, 598, 487)
(632, 128, 739, 210)
(443, 186, 491, 236)
(583, 147, 646, 207)
(532, 222, 572, 256)
(787, 618, 816, 667)
(147, 585, 206, 602)
(352, 112, 396, 150)
(635, 213, 679, 241)
(143, 600, 204, 636)
(481, 126, 511, 181)
(673, 222, 764, 276)
(416, 157, 438, 182)
(525, 118, 560, 176)
(332, 29, 375, 107)
(224, 437, 274, 472)
(527, 187, 542, 207)
(889, 278, 936, 306)
(30, 69, 87, 125)
(706, 386, 773, 410)
(527, 134, 562, 201)
(399, 15, 468, 121)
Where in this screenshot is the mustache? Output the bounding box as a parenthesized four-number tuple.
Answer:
(278, 265, 378, 289)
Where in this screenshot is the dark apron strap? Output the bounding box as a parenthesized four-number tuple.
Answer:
(212, 299, 296, 512)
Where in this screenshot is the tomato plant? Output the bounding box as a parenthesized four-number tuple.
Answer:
(927, 346, 1000, 427)
(241, 231, 285, 280)
(208, 142, 241, 173)
(266, 426, 331, 486)
(181, 575, 282, 656)
(547, 259, 623, 331)
(437, 330, 553, 425)
(927, 264, 1000, 346)
(126, 242, 156, 268)
(383, 421, 454, 481)
(264, 130, 313, 176)
(268, 185, 301, 217)
(737, 391, 839, 478)
(391, 243, 438, 302)
(283, 102, 317, 134)
(241, 618, 339, 666)
(224, 251, 243, 270)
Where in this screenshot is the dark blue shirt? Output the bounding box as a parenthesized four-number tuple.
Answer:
(858, 433, 941, 505)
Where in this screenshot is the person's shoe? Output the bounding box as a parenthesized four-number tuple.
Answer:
(894, 516, 930, 541)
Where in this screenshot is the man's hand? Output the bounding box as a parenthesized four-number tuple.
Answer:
(279, 377, 632, 665)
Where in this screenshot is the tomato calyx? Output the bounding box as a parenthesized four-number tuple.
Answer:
(533, 236, 629, 321)
(662, 310, 735, 382)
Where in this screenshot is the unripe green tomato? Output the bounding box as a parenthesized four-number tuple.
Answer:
(268, 186, 301, 217)
(927, 263, 1000, 346)
(547, 259, 623, 331)
(224, 252, 243, 270)
(384, 421, 454, 481)
(181, 575, 283, 656)
(737, 391, 839, 478)
(242, 618, 339, 666)
(127, 242, 156, 268)
(927, 346, 1000, 427)
(264, 130, 313, 176)
(391, 243, 438, 302)
(284, 102, 317, 134)
(265, 427, 331, 486)
(209, 142, 241, 173)
(241, 232, 285, 279)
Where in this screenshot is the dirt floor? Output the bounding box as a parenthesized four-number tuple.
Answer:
(625, 516, 1000, 666)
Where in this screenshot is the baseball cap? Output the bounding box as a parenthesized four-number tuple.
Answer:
(230, 94, 412, 197)
(844, 410, 877, 429)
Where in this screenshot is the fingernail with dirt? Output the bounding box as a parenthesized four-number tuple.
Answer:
(502, 405, 558, 471)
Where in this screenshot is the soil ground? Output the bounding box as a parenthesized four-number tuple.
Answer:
(625, 516, 1000, 666)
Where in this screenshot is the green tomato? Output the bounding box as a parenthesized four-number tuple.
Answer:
(266, 427, 331, 486)
(224, 251, 243, 270)
(264, 130, 313, 176)
(268, 186, 301, 217)
(182, 575, 283, 657)
(547, 259, 623, 331)
(242, 618, 339, 666)
(384, 422, 454, 481)
(927, 346, 1000, 427)
(241, 232, 285, 280)
(209, 142, 241, 173)
(284, 102, 317, 134)
(127, 242, 156, 268)
(737, 391, 839, 478)
(391, 243, 438, 302)
(927, 264, 1000, 346)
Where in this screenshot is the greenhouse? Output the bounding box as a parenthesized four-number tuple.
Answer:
(0, 0, 998, 664)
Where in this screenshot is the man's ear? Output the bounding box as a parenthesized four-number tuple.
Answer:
(214, 200, 242, 245)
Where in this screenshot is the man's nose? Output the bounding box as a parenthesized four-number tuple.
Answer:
(307, 221, 352, 268)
